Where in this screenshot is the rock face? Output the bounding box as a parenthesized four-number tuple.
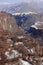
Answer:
(25, 22, 43, 38)
(25, 27, 43, 37)
(29, 27, 42, 37)
(14, 13, 43, 33)
(0, 12, 19, 37)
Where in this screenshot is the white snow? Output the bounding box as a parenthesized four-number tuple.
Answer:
(12, 12, 37, 15)
(8, 48, 11, 51)
(35, 22, 43, 26)
(5, 50, 21, 60)
(31, 22, 43, 29)
(30, 48, 35, 54)
(31, 25, 38, 29)
(14, 42, 23, 45)
(13, 13, 21, 15)
(10, 44, 13, 47)
(9, 24, 12, 29)
(7, 39, 13, 47)
(7, 39, 13, 43)
(19, 59, 32, 65)
(0, 56, 1, 60)
(26, 56, 29, 60)
(17, 36, 24, 39)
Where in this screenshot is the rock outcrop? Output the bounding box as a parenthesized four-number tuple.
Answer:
(0, 11, 19, 38)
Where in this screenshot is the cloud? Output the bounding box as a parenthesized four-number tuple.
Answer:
(0, 2, 12, 5)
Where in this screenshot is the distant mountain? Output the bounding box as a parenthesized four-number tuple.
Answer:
(0, 2, 43, 14)
(14, 2, 43, 13)
(4, 2, 39, 14)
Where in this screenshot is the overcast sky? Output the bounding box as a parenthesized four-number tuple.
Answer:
(0, 0, 30, 4)
(0, 0, 43, 4)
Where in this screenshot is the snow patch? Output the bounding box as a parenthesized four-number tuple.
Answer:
(5, 50, 21, 60)
(17, 36, 24, 39)
(31, 25, 38, 29)
(19, 59, 32, 65)
(14, 42, 23, 45)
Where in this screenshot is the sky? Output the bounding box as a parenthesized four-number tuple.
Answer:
(0, 0, 43, 5)
(0, 0, 30, 4)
